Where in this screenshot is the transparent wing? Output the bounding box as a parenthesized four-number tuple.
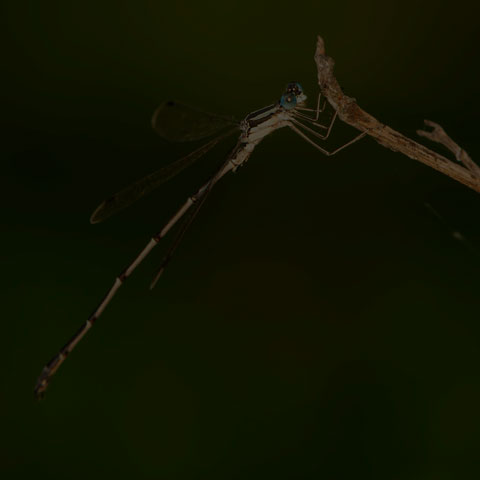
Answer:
(90, 127, 238, 224)
(152, 100, 239, 142)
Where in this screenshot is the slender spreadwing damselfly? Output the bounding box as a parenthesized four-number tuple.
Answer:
(35, 82, 367, 398)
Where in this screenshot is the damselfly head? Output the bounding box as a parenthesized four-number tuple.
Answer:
(280, 82, 307, 110)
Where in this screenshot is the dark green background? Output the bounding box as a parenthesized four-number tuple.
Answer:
(1, 1, 479, 478)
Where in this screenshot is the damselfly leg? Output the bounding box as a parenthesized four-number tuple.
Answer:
(293, 92, 327, 123)
(291, 110, 338, 141)
(288, 121, 367, 156)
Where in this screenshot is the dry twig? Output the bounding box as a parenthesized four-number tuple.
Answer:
(314, 36, 478, 191)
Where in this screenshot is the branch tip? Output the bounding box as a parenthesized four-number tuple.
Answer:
(316, 35, 326, 56)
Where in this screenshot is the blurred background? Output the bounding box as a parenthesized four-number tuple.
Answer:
(1, 0, 479, 478)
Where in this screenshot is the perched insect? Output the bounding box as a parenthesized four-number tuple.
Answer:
(34, 82, 366, 398)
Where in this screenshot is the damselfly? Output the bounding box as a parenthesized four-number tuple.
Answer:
(35, 82, 367, 398)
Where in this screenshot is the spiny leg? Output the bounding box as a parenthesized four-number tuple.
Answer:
(293, 111, 328, 128)
(293, 94, 329, 127)
(291, 110, 338, 140)
(295, 92, 326, 121)
(288, 122, 367, 157)
(34, 159, 236, 399)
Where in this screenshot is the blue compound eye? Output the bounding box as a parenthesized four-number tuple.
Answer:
(280, 93, 297, 110)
